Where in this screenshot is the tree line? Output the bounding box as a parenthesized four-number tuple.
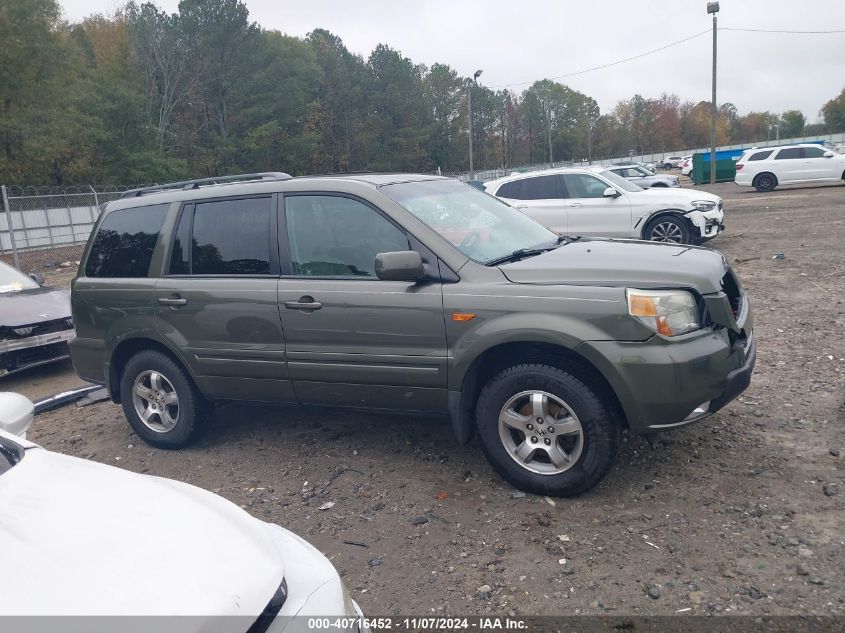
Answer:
(2, 0, 844, 186)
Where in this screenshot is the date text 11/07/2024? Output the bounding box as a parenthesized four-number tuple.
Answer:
(306, 617, 528, 631)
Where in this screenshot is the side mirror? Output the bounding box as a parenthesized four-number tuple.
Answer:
(603, 187, 621, 198)
(0, 392, 35, 439)
(29, 272, 44, 285)
(374, 251, 424, 282)
(823, 151, 834, 158)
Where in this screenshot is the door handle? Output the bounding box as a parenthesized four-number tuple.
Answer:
(158, 297, 187, 306)
(570, 202, 583, 208)
(284, 297, 322, 311)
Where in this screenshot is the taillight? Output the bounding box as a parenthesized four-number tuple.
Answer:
(735, 164, 744, 170)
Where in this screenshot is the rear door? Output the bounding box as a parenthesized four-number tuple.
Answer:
(561, 173, 632, 238)
(155, 195, 294, 403)
(497, 175, 567, 233)
(772, 147, 806, 183)
(276, 193, 448, 412)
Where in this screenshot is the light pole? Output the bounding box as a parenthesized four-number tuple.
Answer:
(467, 69, 482, 179)
(546, 101, 553, 165)
(708, 1, 719, 184)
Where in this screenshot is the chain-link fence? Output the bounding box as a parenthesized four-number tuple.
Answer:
(0, 186, 130, 270)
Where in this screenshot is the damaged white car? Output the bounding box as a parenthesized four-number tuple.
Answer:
(484, 166, 724, 245)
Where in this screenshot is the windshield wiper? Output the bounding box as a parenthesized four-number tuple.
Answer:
(485, 236, 573, 267)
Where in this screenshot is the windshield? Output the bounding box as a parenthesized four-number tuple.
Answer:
(0, 261, 38, 294)
(599, 169, 643, 193)
(380, 179, 558, 263)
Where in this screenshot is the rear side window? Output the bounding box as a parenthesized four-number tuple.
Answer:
(775, 148, 803, 160)
(748, 150, 773, 161)
(803, 146, 825, 158)
(521, 175, 562, 200)
(169, 197, 272, 275)
(496, 180, 522, 199)
(85, 204, 169, 278)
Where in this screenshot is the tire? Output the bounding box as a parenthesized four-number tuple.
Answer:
(644, 214, 691, 244)
(475, 364, 620, 497)
(663, 164, 673, 170)
(651, 183, 667, 187)
(120, 350, 209, 449)
(753, 172, 777, 192)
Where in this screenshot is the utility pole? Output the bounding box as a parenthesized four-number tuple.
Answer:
(546, 101, 553, 165)
(708, 1, 720, 184)
(1, 185, 19, 269)
(467, 69, 483, 179)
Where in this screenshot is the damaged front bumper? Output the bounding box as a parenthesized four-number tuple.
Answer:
(0, 328, 75, 377)
(686, 205, 725, 241)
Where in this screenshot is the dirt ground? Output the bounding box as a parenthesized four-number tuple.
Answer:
(7, 180, 845, 618)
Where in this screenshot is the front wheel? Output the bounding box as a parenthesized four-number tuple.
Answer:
(644, 215, 691, 244)
(475, 364, 620, 496)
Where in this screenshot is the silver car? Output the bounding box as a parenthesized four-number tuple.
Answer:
(607, 165, 680, 188)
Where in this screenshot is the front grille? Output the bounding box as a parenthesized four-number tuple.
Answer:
(1, 318, 73, 340)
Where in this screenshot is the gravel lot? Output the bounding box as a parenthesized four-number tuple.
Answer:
(7, 180, 845, 617)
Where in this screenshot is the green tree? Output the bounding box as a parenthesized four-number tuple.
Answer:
(821, 88, 845, 133)
(779, 110, 806, 138)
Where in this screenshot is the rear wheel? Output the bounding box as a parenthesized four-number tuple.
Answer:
(120, 350, 208, 448)
(663, 163, 673, 170)
(644, 214, 691, 244)
(753, 172, 777, 192)
(475, 364, 620, 496)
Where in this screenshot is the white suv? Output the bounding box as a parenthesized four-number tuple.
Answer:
(735, 143, 845, 192)
(657, 156, 685, 170)
(484, 166, 724, 244)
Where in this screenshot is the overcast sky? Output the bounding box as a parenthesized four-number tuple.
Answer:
(61, 0, 845, 122)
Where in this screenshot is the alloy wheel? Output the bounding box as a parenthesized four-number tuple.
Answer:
(132, 370, 180, 433)
(650, 221, 684, 243)
(498, 390, 584, 475)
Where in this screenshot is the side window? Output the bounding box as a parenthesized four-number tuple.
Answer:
(803, 146, 825, 158)
(496, 181, 522, 199)
(521, 175, 562, 200)
(775, 148, 804, 160)
(85, 204, 169, 278)
(169, 197, 271, 275)
(749, 150, 773, 161)
(562, 174, 609, 199)
(285, 195, 410, 277)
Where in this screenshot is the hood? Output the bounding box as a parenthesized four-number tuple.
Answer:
(0, 446, 283, 616)
(0, 285, 71, 327)
(630, 186, 719, 206)
(500, 238, 728, 293)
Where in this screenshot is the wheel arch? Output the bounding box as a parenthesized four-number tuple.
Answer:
(108, 337, 197, 403)
(450, 340, 627, 445)
(639, 209, 694, 240)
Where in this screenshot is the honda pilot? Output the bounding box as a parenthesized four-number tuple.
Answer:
(70, 172, 755, 496)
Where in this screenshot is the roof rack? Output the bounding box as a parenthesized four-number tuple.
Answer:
(119, 172, 292, 199)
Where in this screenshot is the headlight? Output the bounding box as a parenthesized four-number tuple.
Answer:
(691, 200, 716, 211)
(627, 289, 701, 336)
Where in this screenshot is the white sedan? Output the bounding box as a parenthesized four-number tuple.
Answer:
(0, 392, 366, 632)
(484, 166, 724, 244)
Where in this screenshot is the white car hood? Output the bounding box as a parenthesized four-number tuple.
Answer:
(0, 443, 283, 617)
(630, 186, 719, 206)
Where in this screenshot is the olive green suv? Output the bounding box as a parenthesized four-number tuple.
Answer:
(70, 172, 755, 496)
